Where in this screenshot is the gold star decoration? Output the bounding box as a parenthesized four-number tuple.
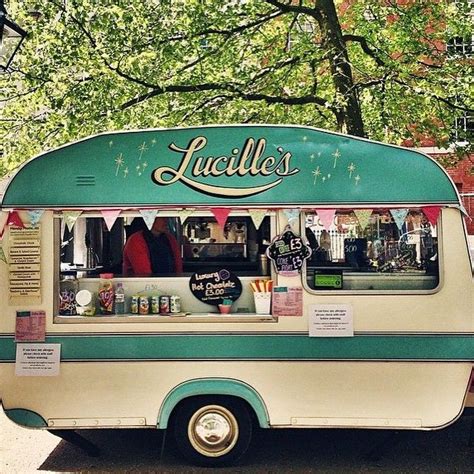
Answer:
(114, 153, 124, 176)
(123, 167, 129, 178)
(348, 162, 356, 178)
(138, 142, 149, 160)
(332, 148, 341, 168)
(312, 166, 321, 185)
(354, 175, 361, 185)
(108, 140, 114, 148)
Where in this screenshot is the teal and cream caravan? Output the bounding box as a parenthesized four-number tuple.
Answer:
(0, 125, 472, 466)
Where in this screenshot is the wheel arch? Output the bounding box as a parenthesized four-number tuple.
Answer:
(157, 377, 270, 429)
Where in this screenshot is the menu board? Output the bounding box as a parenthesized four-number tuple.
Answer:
(9, 225, 42, 301)
(271, 286, 303, 317)
(189, 269, 242, 306)
(15, 311, 46, 342)
(267, 227, 311, 276)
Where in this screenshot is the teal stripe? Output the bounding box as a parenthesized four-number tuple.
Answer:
(0, 334, 473, 361)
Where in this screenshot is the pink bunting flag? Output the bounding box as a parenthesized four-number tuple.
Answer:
(422, 206, 441, 226)
(101, 209, 122, 231)
(6, 210, 25, 229)
(0, 211, 8, 239)
(315, 209, 336, 231)
(211, 208, 231, 230)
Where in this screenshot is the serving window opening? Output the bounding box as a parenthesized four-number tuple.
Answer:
(304, 209, 439, 292)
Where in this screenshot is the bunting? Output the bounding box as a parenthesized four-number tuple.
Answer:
(283, 209, 299, 232)
(247, 209, 267, 230)
(0, 245, 6, 264)
(422, 206, 442, 226)
(101, 209, 122, 231)
(6, 210, 25, 229)
(390, 209, 409, 230)
(177, 208, 195, 225)
(63, 211, 82, 232)
(354, 209, 372, 230)
(0, 211, 8, 239)
(315, 209, 336, 231)
(210, 207, 231, 230)
(139, 209, 158, 230)
(27, 209, 44, 227)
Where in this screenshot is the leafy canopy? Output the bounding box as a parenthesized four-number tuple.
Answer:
(1, 0, 472, 176)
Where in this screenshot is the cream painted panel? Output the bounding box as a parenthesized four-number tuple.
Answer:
(0, 361, 470, 429)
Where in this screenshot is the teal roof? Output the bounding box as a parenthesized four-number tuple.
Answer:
(1, 125, 459, 208)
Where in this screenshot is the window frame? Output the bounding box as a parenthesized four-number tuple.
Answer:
(300, 209, 444, 296)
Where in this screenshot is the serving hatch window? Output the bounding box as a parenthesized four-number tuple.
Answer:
(304, 209, 439, 292)
(59, 213, 272, 278)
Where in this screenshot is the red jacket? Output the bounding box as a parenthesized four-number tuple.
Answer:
(122, 230, 183, 276)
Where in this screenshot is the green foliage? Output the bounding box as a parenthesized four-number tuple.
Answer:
(0, 0, 472, 175)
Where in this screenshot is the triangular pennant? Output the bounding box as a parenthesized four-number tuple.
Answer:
(63, 211, 82, 232)
(27, 209, 45, 227)
(248, 209, 267, 230)
(211, 208, 231, 230)
(354, 209, 372, 230)
(283, 209, 300, 232)
(390, 209, 409, 230)
(0, 245, 6, 264)
(315, 209, 336, 231)
(101, 209, 122, 231)
(177, 208, 195, 224)
(139, 209, 158, 230)
(422, 206, 442, 226)
(6, 210, 25, 229)
(0, 211, 9, 239)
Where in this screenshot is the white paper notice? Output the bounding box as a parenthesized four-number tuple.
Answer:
(309, 304, 354, 337)
(15, 343, 61, 376)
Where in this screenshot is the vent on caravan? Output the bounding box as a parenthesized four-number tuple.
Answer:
(75, 175, 96, 187)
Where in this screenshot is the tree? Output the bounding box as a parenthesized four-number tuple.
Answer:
(1, 0, 472, 176)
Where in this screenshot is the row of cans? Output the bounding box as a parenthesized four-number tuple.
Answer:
(130, 295, 181, 315)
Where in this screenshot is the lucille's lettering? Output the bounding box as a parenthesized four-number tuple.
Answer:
(152, 136, 299, 198)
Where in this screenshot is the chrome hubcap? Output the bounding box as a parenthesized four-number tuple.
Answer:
(188, 405, 239, 457)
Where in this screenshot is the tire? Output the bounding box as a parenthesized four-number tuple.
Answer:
(172, 396, 253, 467)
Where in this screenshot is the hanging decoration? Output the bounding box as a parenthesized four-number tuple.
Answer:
(315, 209, 336, 231)
(177, 208, 195, 225)
(101, 209, 122, 231)
(6, 210, 25, 229)
(390, 209, 409, 230)
(422, 206, 442, 226)
(26, 209, 44, 227)
(354, 209, 372, 230)
(63, 211, 82, 232)
(210, 208, 231, 230)
(283, 209, 299, 232)
(0, 245, 6, 264)
(0, 211, 9, 239)
(247, 209, 267, 230)
(139, 209, 158, 230)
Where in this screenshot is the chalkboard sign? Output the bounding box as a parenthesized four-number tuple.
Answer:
(267, 227, 311, 276)
(189, 269, 242, 306)
(344, 238, 368, 268)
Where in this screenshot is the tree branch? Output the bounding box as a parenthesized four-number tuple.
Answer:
(342, 34, 385, 67)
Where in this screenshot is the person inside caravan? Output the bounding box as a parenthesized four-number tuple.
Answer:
(122, 217, 183, 276)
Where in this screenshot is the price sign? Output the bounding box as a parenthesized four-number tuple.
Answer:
(189, 269, 242, 306)
(267, 227, 311, 276)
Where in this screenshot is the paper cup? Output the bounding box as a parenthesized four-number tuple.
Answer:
(254, 292, 271, 314)
(218, 304, 232, 314)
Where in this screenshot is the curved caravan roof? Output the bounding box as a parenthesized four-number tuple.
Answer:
(1, 125, 460, 209)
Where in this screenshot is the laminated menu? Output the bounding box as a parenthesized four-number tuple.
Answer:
(271, 287, 303, 317)
(15, 310, 46, 342)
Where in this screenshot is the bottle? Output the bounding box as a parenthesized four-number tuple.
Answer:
(114, 282, 126, 315)
(98, 273, 114, 315)
(59, 273, 79, 315)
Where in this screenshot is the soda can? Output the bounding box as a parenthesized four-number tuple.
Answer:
(159, 295, 170, 314)
(139, 296, 150, 315)
(170, 295, 181, 314)
(151, 296, 160, 314)
(130, 295, 139, 314)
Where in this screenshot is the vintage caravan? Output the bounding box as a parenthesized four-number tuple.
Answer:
(0, 125, 472, 466)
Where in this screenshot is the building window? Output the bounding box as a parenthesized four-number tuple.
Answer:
(452, 112, 474, 143)
(447, 0, 474, 57)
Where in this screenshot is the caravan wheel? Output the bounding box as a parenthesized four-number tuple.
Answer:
(172, 396, 252, 466)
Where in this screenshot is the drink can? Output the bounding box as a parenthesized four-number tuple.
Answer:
(151, 296, 160, 314)
(139, 296, 150, 315)
(130, 295, 139, 314)
(159, 295, 170, 314)
(170, 295, 181, 314)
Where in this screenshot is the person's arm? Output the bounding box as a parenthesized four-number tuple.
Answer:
(123, 233, 152, 276)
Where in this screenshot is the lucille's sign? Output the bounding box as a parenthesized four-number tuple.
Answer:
(152, 136, 299, 198)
